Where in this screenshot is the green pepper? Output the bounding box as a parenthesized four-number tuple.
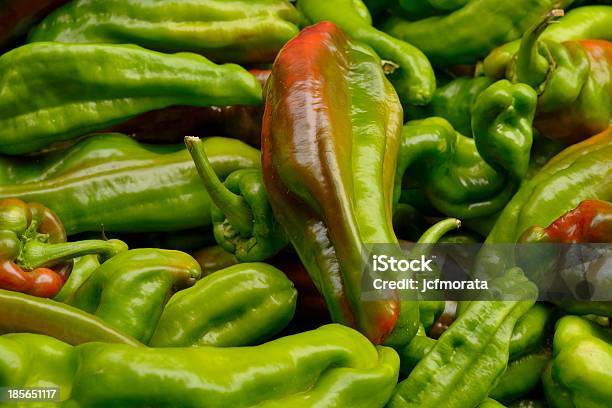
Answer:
(0, 198, 127, 298)
(0, 289, 141, 346)
(192, 245, 239, 275)
(483, 6, 612, 80)
(1, 325, 400, 408)
(0, 42, 262, 155)
(489, 349, 551, 404)
(262, 21, 410, 345)
(186, 136, 287, 262)
(150, 262, 297, 347)
(542, 315, 612, 407)
(297, 0, 436, 105)
(0, 134, 261, 234)
(509, 303, 554, 360)
(382, 0, 569, 66)
(398, 0, 469, 20)
(28, 0, 302, 64)
(53, 255, 100, 303)
(398, 329, 436, 376)
(510, 11, 612, 142)
(66, 249, 201, 344)
(388, 267, 537, 408)
(479, 398, 508, 408)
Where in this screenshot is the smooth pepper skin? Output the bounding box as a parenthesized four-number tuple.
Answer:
(297, 0, 436, 105)
(66, 249, 201, 344)
(483, 5, 612, 80)
(0, 134, 261, 234)
(186, 136, 287, 262)
(510, 11, 612, 142)
(0, 325, 400, 408)
(489, 349, 551, 404)
(0, 289, 141, 346)
(382, 0, 568, 66)
(388, 268, 537, 408)
(0, 42, 262, 155)
(543, 316, 612, 408)
(28, 0, 302, 64)
(262, 22, 408, 345)
(150, 262, 297, 347)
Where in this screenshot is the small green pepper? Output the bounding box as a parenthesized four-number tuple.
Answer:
(489, 349, 551, 404)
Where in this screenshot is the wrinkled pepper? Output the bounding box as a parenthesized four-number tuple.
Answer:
(0, 325, 400, 408)
(0, 0, 68, 48)
(0, 289, 141, 346)
(396, 77, 537, 220)
(66, 249, 201, 343)
(0, 42, 262, 154)
(262, 21, 410, 345)
(186, 136, 287, 262)
(542, 315, 612, 408)
(150, 262, 297, 347)
(0, 198, 127, 297)
(382, 0, 569, 66)
(389, 267, 537, 408)
(0, 133, 261, 234)
(510, 10, 612, 142)
(29, 0, 302, 64)
(483, 5, 612, 80)
(297, 0, 436, 105)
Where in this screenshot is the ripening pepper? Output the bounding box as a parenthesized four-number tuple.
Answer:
(192, 245, 239, 275)
(0, 0, 68, 48)
(186, 136, 287, 262)
(66, 249, 201, 344)
(396, 78, 537, 220)
(388, 267, 537, 408)
(382, 0, 571, 66)
(262, 21, 410, 346)
(150, 262, 297, 347)
(297, 0, 436, 105)
(0, 325, 400, 408)
(483, 5, 612, 80)
(0, 289, 141, 346)
(0, 198, 127, 297)
(28, 0, 302, 64)
(0, 133, 261, 234)
(542, 315, 612, 408)
(0, 42, 262, 155)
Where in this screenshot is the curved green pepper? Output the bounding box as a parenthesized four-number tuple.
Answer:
(389, 268, 537, 408)
(53, 255, 100, 303)
(1, 325, 400, 408)
(489, 349, 551, 404)
(509, 303, 554, 360)
(66, 249, 201, 343)
(186, 136, 287, 262)
(543, 315, 612, 408)
(0, 42, 261, 154)
(297, 0, 436, 105)
(398, 330, 436, 376)
(479, 398, 508, 408)
(382, 0, 567, 66)
(0, 289, 141, 346)
(28, 0, 301, 64)
(0, 134, 261, 234)
(483, 6, 612, 79)
(150, 262, 296, 347)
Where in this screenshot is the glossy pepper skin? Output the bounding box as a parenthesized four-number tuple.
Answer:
(0, 42, 262, 155)
(150, 262, 297, 347)
(542, 316, 612, 408)
(0, 325, 400, 408)
(0, 0, 68, 48)
(0, 198, 127, 297)
(53, 255, 100, 303)
(510, 12, 612, 142)
(262, 22, 409, 345)
(382, 0, 569, 66)
(29, 0, 302, 65)
(186, 136, 287, 262)
(388, 268, 537, 408)
(483, 5, 612, 80)
(489, 349, 551, 404)
(66, 249, 201, 344)
(297, 0, 436, 105)
(0, 289, 141, 346)
(0, 134, 261, 234)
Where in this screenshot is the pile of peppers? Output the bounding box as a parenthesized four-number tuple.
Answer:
(0, 1, 610, 407)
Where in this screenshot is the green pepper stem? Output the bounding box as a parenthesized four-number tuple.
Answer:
(18, 239, 128, 270)
(515, 9, 564, 88)
(410, 218, 461, 258)
(184, 136, 253, 236)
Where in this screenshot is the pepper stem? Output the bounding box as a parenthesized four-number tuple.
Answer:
(184, 136, 253, 236)
(515, 9, 564, 88)
(18, 239, 128, 270)
(411, 218, 461, 258)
